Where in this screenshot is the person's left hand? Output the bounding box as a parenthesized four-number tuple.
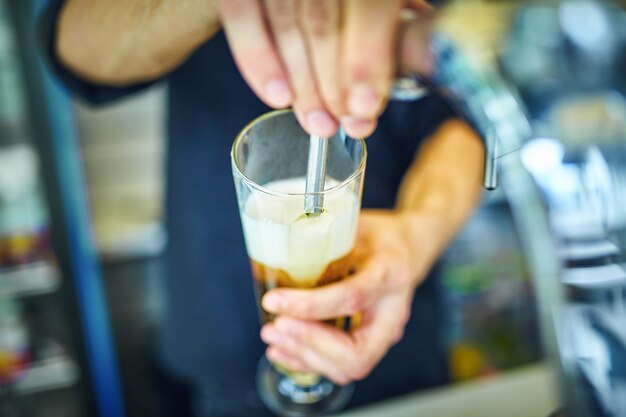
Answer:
(259, 210, 431, 385)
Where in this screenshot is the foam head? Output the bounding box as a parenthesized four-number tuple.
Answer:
(241, 177, 358, 284)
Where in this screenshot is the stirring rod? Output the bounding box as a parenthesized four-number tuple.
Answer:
(304, 135, 328, 215)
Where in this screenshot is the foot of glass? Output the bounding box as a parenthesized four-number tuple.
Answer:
(256, 356, 354, 417)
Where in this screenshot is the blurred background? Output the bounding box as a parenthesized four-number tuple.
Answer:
(1, 0, 626, 416)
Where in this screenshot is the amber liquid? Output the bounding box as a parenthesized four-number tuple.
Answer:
(251, 251, 356, 386)
(250, 250, 355, 327)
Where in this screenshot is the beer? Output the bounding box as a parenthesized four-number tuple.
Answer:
(250, 251, 355, 325)
(240, 177, 359, 326)
(240, 176, 358, 386)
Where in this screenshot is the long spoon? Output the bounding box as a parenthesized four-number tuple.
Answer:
(304, 135, 328, 215)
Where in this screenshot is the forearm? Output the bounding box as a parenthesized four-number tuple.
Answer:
(57, 0, 220, 86)
(395, 118, 484, 282)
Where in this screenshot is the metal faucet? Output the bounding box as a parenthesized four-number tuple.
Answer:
(391, 33, 529, 190)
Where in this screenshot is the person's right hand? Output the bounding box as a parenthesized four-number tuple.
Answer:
(218, 0, 435, 138)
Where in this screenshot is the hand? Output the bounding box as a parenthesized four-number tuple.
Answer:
(218, 0, 435, 138)
(259, 210, 430, 385)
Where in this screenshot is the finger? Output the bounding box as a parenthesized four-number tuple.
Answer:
(262, 320, 350, 384)
(275, 317, 363, 382)
(340, 117, 377, 139)
(262, 255, 389, 320)
(341, 0, 404, 119)
(399, 10, 436, 76)
(218, 0, 293, 107)
(300, 0, 345, 118)
(264, 0, 338, 136)
(273, 299, 408, 383)
(266, 347, 310, 373)
(349, 296, 411, 376)
(353, 294, 411, 348)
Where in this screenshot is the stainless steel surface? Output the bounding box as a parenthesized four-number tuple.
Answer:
(304, 135, 328, 215)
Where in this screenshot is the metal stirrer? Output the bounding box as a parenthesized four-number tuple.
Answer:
(304, 135, 328, 215)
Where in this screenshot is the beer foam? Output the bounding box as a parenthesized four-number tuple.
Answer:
(241, 177, 358, 284)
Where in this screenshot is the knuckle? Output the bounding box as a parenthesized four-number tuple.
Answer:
(391, 327, 405, 345)
(396, 267, 413, 288)
(302, 0, 335, 37)
(266, 0, 297, 32)
(349, 60, 375, 83)
(293, 299, 316, 318)
(334, 375, 351, 386)
(291, 323, 308, 341)
(348, 46, 390, 82)
(343, 287, 365, 314)
(385, 260, 412, 289)
(349, 356, 373, 381)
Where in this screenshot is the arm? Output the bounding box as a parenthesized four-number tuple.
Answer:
(259, 118, 484, 384)
(56, 0, 220, 86)
(395, 118, 484, 285)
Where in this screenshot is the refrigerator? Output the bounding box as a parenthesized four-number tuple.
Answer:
(0, 1, 126, 416)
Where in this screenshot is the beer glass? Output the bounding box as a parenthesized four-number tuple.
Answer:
(231, 109, 366, 416)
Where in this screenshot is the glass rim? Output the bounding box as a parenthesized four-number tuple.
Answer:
(231, 109, 367, 198)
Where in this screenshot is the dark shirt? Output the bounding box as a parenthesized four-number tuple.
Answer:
(41, 1, 455, 411)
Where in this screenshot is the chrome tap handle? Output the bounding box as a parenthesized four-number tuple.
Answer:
(391, 34, 531, 190)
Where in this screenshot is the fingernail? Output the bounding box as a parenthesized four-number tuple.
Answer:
(340, 116, 376, 139)
(263, 293, 285, 312)
(266, 347, 280, 361)
(264, 79, 292, 108)
(261, 325, 279, 343)
(306, 110, 337, 136)
(348, 83, 381, 118)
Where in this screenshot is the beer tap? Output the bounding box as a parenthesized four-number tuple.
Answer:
(391, 33, 532, 191)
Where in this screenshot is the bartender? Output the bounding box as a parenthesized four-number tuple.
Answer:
(40, 1, 484, 416)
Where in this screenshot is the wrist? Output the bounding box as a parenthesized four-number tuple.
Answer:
(396, 210, 448, 286)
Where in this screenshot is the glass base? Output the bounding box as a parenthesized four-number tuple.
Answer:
(256, 356, 354, 417)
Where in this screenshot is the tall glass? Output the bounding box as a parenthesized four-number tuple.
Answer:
(231, 110, 366, 416)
